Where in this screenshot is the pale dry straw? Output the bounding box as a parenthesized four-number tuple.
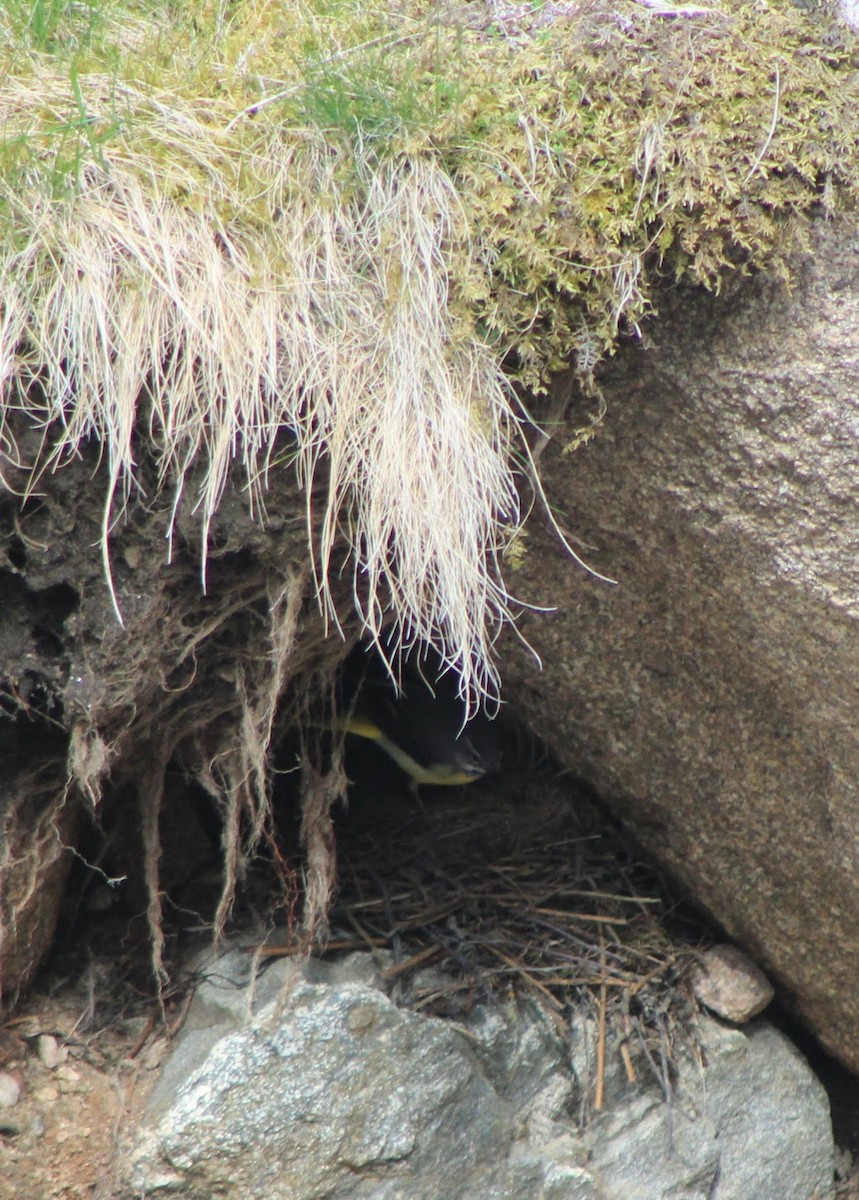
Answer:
(0, 68, 520, 703)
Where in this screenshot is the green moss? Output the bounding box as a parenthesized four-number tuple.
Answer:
(423, 4, 859, 389)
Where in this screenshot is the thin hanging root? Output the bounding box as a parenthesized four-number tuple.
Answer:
(67, 723, 113, 810)
(237, 565, 310, 857)
(300, 754, 349, 945)
(212, 565, 310, 940)
(213, 774, 243, 944)
(138, 739, 173, 1010)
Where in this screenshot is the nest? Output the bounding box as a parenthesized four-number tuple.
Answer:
(253, 755, 701, 1112)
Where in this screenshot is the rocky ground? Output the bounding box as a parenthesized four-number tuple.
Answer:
(2, 955, 856, 1200)
(0, 991, 158, 1200)
(1, 752, 858, 1198)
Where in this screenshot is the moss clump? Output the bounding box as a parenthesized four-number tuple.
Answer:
(439, 3, 859, 388)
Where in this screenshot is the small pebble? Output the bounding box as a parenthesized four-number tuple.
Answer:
(36, 1035, 65, 1070)
(58, 1078, 90, 1096)
(0, 1073, 21, 1109)
(690, 943, 774, 1023)
(31, 1085, 59, 1104)
(142, 1039, 169, 1071)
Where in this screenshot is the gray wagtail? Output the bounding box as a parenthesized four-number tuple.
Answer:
(335, 665, 500, 788)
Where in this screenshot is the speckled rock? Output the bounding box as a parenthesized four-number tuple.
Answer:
(124, 949, 833, 1199)
(505, 214, 859, 1073)
(690, 944, 774, 1023)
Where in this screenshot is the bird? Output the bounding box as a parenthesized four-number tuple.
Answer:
(334, 656, 500, 789)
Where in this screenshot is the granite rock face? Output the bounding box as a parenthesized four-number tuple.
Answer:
(506, 216, 859, 1072)
(124, 950, 833, 1200)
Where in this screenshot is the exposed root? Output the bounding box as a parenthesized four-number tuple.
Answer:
(67, 724, 112, 811)
(137, 740, 171, 1005)
(0, 758, 78, 1003)
(235, 567, 310, 858)
(300, 755, 349, 946)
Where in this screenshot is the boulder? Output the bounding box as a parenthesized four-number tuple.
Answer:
(505, 215, 859, 1070)
(124, 949, 833, 1199)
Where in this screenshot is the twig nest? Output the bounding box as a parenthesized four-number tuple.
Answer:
(691, 944, 774, 1024)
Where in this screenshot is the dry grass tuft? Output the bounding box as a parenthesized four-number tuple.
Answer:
(0, 71, 518, 701)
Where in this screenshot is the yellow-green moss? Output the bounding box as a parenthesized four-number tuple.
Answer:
(433, 2, 859, 389)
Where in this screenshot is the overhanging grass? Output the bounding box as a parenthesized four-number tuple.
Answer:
(1, 0, 858, 703)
